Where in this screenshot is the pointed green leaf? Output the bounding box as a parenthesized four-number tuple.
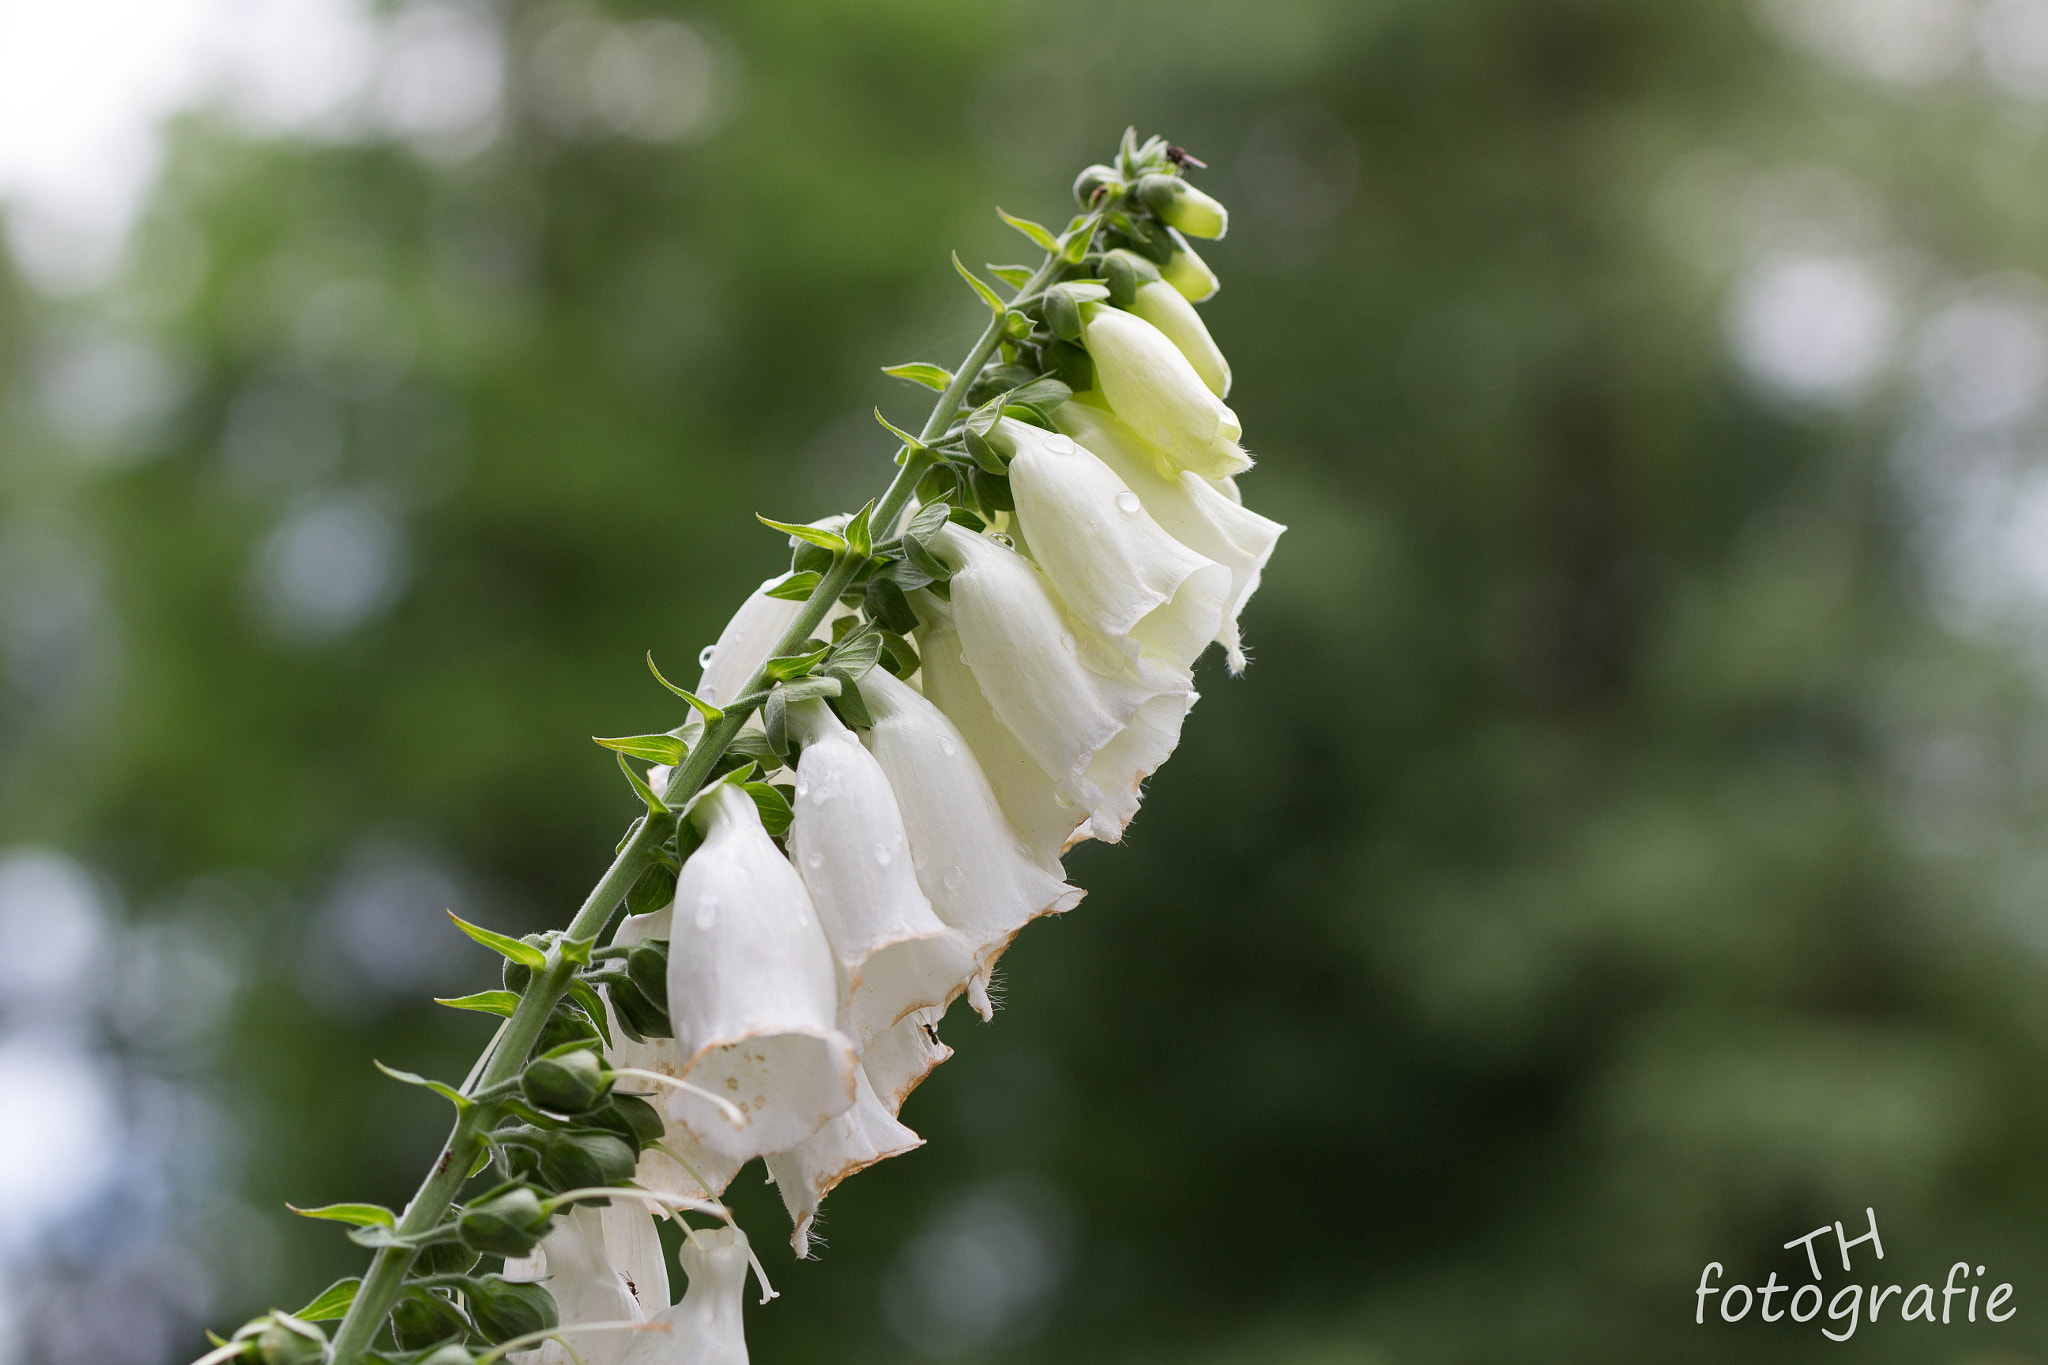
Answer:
(905, 501, 951, 547)
(287, 1202, 397, 1230)
(764, 645, 832, 682)
(618, 751, 668, 815)
(433, 990, 521, 1018)
(293, 1277, 361, 1323)
(879, 631, 920, 678)
(964, 426, 1009, 474)
(592, 733, 686, 765)
(778, 674, 844, 704)
(757, 514, 848, 552)
(904, 534, 953, 583)
(740, 781, 794, 838)
(566, 978, 614, 1048)
(644, 654, 724, 724)
(448, 911, 549, 969)
(764, 571, 822, 601)
(825, 670, 874, 729)
(988, 264, 1034, 289)
(374, 1060, 473, 1109)
(1011, 375, 1072, 411)
(346, 1223, 406, 1249)
(864, 577, 921, 635)
(964, 393, 1005, 438)
(845, 498, 875, 558)
(995, 207, 1059, 252)
(762, 685, 788, 758)
(882, 362, 952, 392)
(827, 628, 883, 680)
(873, 408, 925, 454)
(952, 251, 1007, 316)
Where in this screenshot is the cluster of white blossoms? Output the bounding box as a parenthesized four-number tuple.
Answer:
(489, 151, 1280, 1365)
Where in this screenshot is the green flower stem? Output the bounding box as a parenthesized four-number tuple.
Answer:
(324, 210, 1097, 1365)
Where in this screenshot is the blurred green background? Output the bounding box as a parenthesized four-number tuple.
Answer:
(10, 0, 2048, 1361)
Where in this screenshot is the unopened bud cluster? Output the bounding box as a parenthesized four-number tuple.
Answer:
(200, 131, 1281, 1365)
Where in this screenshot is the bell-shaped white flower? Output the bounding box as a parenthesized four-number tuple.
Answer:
(666, 784, 856, 1163)
(764, 1067, 922, 1258)
(912, 611, 1080, 867)
(861, 1005, 953, 1113)
(617, 1224, 751, 1365)
(785, 700, 977, 1040)
(998, 417, 1229, 672)
(1161, 231, 1219, 303)
(1127, 280, 1229, 397)
(1081, 303, 1248, 477)
(1052, 399, 1285, 674)
(602, 1200, 671, 1320)
(855, 665, 1083, 977)
(505, 1205, 645, 1365)
(695, 577, 805, 709)
(923, 524, 1193, 842)
(1135, 172, 1230, 240)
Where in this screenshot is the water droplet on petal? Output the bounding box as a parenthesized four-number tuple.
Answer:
(1115, 490, 1142, 515)
(1060, 633, 1077, 651)
(805, 851, 823, 870)
(990, 532, 1014, 549)
(1014, 841, 1033, 858)
(695, 896, 718, 931)
(698, 646, 716, 669)
(1045, 435, 1077, 455)
(943, 865, 964, 890)
(795, 778, 810, 798)
(873, 844, 893, 867)
(939, 735, 958, 756)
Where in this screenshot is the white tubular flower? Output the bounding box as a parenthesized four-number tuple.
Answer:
(1135, 172, 1229, 239)
(764, 1067, 922, 1258)
(861, 1005, 952, 1113)
(505, 1206, 645, 1365)
(616, 1225, 751, 1365)
(1128, 279, 1229, 397)
(602, 1199, 672, 1320)
(998, 417, 1229, 672)
(1161, 230, 1219, 302)
(667, 784, 857, 1163)
(925, 523, 1193, 841)
(913, 610, 1081, 868)
(785, 700, 977, 1040)
(1053, 399, 1285, 674)
(694, 576, 804, 708)
(1081, 303, 1250, 478)
(855, 665, 1083, 980)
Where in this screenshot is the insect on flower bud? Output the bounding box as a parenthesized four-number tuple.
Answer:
(1072, 162, 1121, 206)
(1135, 173, 1228, 239)
(458, 1185, 553, 1257)
(461, 1275, 559, 1345)
(255, 1315, 326, 1365)
(522, 1048, 610, 1114)
(538, 1128, 639, 1191)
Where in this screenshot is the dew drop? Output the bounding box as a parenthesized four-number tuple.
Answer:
(990, 532, 1014, 549)
(1045, 434, 1077, 455)
(698, 646, 716, 669)
(1060, 632, 1077, 652)
(1014, 841, 1033, 858)
(805, 851, 824, 870)
(795, 778, 810, 799)
(943, 865, 964, 890)
(939, 735, 958, 756)
(1115, 490, 1142, 515)
(695, 897, 718, 931)
(874, 844, 894, 867)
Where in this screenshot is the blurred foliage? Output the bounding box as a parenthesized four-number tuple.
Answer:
(10, 0, 2048, 1362)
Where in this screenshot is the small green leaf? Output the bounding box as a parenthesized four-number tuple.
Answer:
(566, 978, 613, 1048)
(988, 264, 1034, 288)
(882, 362, 952, 392)
(880, 631, 920, 678)
(879, 556, 933, 592)
(1011, 375, 1073, 411)
(287, 1202, 397, 1230)
(996, 207, 1060, 252)
(972, 466, 1016, 512)
(764, 645, 832, 681)
(644, 654, 724, 725)
(764, 571, 822, 601)
(779, 674, 844, 704)
(294, 1277, 361, 1323)
(434, 990, 521, 1018)
(915, 462, 960, 508)
(374, 1059, 473, 1109)
(449, 911, 549, 969)
(905, 501, 951, 547)
(845, 499, 875, 558)
(964, 426, 1008, 474)
(740, 781, 794, 837)
(762, 686, 788, 758)
(826, 672, 874, 729)
(560, 933, 596, 967)
(617, 751, 668, 815)
(592, 733, 686, 765)
(904, 534, 953, 583)
(952, 251, 1008, 316)
(964, 393, 1005, 439)
(828, 628, 884, 680)
(873, 408, 925, 454)
(864, 577, 921, 635)
(346, 1224, 405, 1249)
(757, 514, 848, 552)
(947, 506, 988, 532)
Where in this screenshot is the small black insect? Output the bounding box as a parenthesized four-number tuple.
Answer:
(1165, 145, 1207, 170)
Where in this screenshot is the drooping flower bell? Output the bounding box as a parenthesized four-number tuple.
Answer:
(504, 1205, 646, 1365)
(1052, 398, 1284, 674)
(694, 577, 805, 709)
(855, 662, 1083, 979)
(616, 1224, 752, 1365)
(1160, 228, 1219, 303)
(764, 1067, 922, 1258)
(860, 1005, 952, 1113)
(922, 523, 1194, 843)
(784, 699, 977, 1040)
(997, 416, 1229, 673)
(666, 784, 857, 1163)
(1080, 302, 1248, 477)
(1134, 172, 1230, 240)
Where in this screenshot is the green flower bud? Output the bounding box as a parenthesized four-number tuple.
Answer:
(1100, 248, 1162, 308)
(607, 977, 670, 1042)
(538, 1128, 638, 1192)
(534, 1002, 602, 1056)
(500, 934, 547, 993)
(1135, 173, 1228, 239)
(624, 938, 669, 1006)
(457, 1186, 553, 1257)
(1072, 162, 1121, 207)
(462, 1276, 558, 1345)
(256, 1315, 327, 1365)
(390, 1289, 468, 1352)
(587, 1091, 665, 1149)
(418, 1347, 478, 1365)
(521, 1048, 609, 1114)
(1161, 230, 1219, 302)
(415, 1238, 481, 1277)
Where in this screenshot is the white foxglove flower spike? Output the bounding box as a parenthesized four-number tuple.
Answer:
(785, 699, 977, 1039)
(616, 1225, 752, 1365)
(1081, 302, 1248, 477)
(998, 416, 1230, 673)
(923, 523, 1193, 842)
(1128, 279, 1230, 398)
(764, 1067, 922, 1258)
(505, 1206, 645, 1365)
(1052, 399, 1285, 674)
(855, 664, 1083, 982)
(666, 784, 857, 1164)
